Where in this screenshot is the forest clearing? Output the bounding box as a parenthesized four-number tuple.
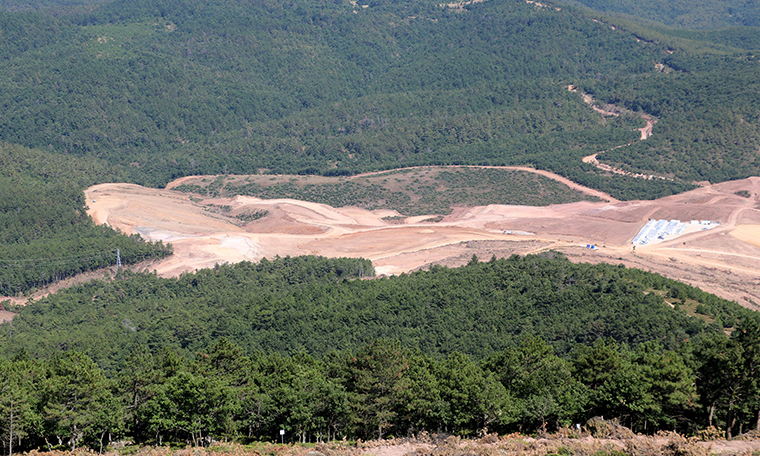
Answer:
(83, 171, 760, 309)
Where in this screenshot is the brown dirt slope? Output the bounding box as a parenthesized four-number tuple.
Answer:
(76, 175, 760, 309)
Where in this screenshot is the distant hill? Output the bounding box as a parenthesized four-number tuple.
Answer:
(0, 142, 171, 296)
(0, 0, 105, 13)
(0, 0, 757, 197)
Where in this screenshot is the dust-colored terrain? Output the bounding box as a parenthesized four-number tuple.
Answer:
(0, 310, 16, 323)
(354, 434, 760, 456)
(83, 175, 760, 309)
(355, 434, 760, 456)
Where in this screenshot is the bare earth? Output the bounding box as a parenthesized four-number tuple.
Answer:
(11, 435, 760, 456)
(81, 175, 760, 310)
(357, 437, 760, 456)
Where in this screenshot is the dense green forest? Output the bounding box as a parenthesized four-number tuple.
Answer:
(0, 0, 105, 13)
(3, 254, 746, 367)
(0, 142, 171, 296)
(1, 255, 759, 452)
(553, 0, 760, 29)
(0, 0, 756, 198)
(579, 53, 760, 183)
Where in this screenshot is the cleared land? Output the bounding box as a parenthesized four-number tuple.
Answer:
(83, 170, 760, 310)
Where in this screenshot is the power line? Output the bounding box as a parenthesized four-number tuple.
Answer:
(0, 250, 119, 263)
(0, 249, 120, 268)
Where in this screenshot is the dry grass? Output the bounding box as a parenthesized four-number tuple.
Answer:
(22, 423, 760, 456)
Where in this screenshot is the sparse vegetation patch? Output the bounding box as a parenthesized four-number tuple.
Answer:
(175, 167, 601, 216)
(236, 209, 269, 222)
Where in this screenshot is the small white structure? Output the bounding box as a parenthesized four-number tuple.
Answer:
(631, 218, 719, 246)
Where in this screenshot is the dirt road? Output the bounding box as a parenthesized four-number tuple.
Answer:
(570, 85, 663, 180)
(351, 165, 619, 202)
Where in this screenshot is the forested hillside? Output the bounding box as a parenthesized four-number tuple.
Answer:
(579, 53, 760, 183)
(1, 0, 760, 449)
(1, 254, 749, 370)
(0, 143, 171, 296)
(174, 168, 603, 216)
(553, 0, 760, 29)
(2, 0, 758, 295)
(1, 255, 759, 451)
(0, 0, 756, 197)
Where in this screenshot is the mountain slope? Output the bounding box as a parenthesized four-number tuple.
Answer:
(2, 254, 749, 370)
(553, 0, 760, 29)
(2, 0, 752, 195)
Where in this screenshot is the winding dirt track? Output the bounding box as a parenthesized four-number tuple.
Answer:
(569, 85, 664, 181)
(79, 175, 760, 309)
(350, 165, 619, 203)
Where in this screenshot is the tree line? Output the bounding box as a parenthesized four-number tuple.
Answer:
(2, 325, 759, 454)
(2, 254, 746, 371)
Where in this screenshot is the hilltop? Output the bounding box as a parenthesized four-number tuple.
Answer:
(554, 0, 760, 29)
